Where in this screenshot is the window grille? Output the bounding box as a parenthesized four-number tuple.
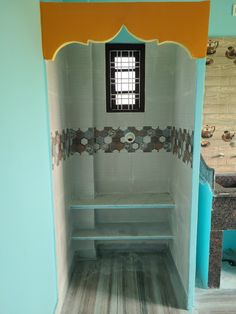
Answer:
(106, 44, 145, 112)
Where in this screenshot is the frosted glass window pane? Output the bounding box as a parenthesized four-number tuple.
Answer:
(116, 94, 135, 105)
(115, 83, 135, 92)
(114, 57, 135, 69)
(115, 71, 135, 92)
(115, 71, 135, 81)
(106, 44, 144, 112)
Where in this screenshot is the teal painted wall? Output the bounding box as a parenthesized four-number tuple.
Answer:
(223, 231, 236, 250)
(196, 183, 212, 288)
(209, 0, 236, 37)
(0, 1, 57, 314)
(110, 27, 142, 43)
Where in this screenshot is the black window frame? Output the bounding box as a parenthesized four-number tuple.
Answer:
(105, 43, 145, 113)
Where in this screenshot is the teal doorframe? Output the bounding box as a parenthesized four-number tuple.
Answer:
(188, 58, 206, 309)
(196, 182, 213, 288)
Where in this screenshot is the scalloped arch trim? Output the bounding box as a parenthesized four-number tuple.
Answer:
(40, 1, 210, 60)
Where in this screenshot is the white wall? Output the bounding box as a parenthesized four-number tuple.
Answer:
(94, 151, 171, 194)
(65, 42, 176, 196)
(170, 46, 196, 295)
(46, 49, 73, 314)
(66, 45, 95, 199)
(93, 43, 175, 194)
(66, 44, 94, 129)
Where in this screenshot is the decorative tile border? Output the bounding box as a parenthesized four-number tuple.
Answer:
(51, 128, 75, 169)
(71, 128, 95, 155)
(171, 127, 193, 167)
(51, 126, 194, 168)
(72, 126, 172, 155)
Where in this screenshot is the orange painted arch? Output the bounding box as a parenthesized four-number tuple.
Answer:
(40, 1, 210, 60)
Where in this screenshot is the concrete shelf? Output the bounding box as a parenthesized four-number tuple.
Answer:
(72, 222, 173, 241)
(70, 193, 175, 210)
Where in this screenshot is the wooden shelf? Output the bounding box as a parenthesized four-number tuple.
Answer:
(72, 222, 173, 241)
(70, 193, 175, 210)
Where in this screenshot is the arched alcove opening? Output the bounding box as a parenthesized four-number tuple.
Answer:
(46, 34, 198, 311)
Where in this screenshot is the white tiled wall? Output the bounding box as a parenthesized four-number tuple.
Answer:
(70, 154, 95, 198)
(94, 151, 170, 194)
(46, 48, 73, 314)
(169, 155, 193, 291)
(47, 52, 68, 131)
(65, 42, 176, 198)
(93, 43, 175, 195)
(66, 42, 176, 128)
(170, 46, 196, 295)
(173, 46, 196, 130)
(66, 44, 94, 129)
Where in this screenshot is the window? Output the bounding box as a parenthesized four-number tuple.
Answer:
(106, 44, 145, 112)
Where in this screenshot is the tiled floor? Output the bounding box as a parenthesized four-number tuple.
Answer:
(196, 288, 236, 314)
(220, 261, 236, 290)
(61, 253, 236, 314)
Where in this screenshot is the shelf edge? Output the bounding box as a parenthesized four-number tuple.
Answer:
(70, 204, 176, 210)
(71, 235, 175, 241)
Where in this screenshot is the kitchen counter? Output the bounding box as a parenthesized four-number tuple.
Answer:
(214, 175, 236, 197)
(208, 174, 236, 288)
(214, 182, 236, 197)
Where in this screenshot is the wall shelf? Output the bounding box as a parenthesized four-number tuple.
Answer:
(70, 193, 175, 210)
(72, 222, 173, 241)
